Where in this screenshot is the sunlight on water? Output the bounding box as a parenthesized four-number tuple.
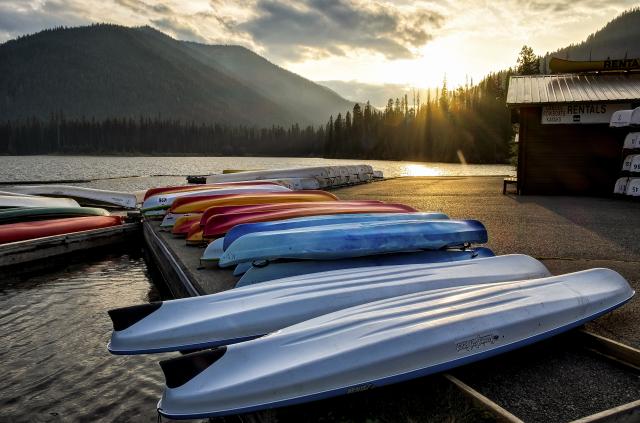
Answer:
(401, 164, 444, 177)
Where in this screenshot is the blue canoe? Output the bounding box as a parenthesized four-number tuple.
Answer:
(222, 212, 449, 251)
(217, 219, 487, 267)
(236, 247, 495, 287)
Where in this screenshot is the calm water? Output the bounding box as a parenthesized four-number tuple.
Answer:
(0, 156, 511, 421)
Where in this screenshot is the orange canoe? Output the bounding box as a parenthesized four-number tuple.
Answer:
(170, 191, 338, 214)
(0, 216, 123, 244)
(143, 181, 286, 200)
(172, 215, 203, 236)
(193, 203, 417, 242)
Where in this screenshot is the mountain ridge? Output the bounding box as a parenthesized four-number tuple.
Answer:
(0, 24, 351, 126)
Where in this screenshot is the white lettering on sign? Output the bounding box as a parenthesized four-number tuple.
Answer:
(541, 103, 631, 124)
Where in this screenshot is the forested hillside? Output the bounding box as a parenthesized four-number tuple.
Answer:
(0, 24, 350, 126)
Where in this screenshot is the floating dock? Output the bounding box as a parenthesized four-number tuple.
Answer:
(141, 176, 640, 423)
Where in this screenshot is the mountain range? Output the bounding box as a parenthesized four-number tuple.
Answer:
(0, 24, 351, 126)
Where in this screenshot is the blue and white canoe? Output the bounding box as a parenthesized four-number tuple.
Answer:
(157, 268, 633, 419)
(108, 255, 549, 355)
(235, 247, 495, 286)
(216, 219, 488, 267)
(141, 184, 291, 215)
(202, 212, 450, 262)
(222, 212, 449, 251)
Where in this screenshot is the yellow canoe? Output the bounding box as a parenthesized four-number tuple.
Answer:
(171, 215, 203, 236)
(170, 191, 338, 214)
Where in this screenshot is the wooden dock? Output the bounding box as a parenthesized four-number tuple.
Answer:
(0, 222, 140, 269)
(141, 215, 640, 423)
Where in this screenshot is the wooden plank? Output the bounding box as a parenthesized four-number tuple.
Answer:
(570, 399, 640, 423)
(578, 330, 640, 370)
(0, 223, 140, 268)
(142, 221, 202, 298)
(443, 374, 524, 423)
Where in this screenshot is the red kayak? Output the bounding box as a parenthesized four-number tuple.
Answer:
(171, 200, 384, 236)
(196, 203, 417, 241)
(143, 181, 286, 200)
(0, 216, 123, 244)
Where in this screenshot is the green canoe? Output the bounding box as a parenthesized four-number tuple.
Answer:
(0, 207, 110, 224)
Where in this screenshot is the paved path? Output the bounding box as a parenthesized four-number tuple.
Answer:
(335, 176, 640, 347)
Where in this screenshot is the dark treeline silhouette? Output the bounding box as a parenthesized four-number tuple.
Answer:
(323, 70, 515, 163)
(0, 115, 325, 157)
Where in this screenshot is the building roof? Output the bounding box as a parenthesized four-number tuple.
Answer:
(506, 73, 640, 107)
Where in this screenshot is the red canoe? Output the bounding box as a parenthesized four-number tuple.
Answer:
(171, 200, 384, 236)
(143, 181, 286, 200)
(0, 216, 123, 244)
(197, 200, 383, 228)
(196, 203, 417, 241)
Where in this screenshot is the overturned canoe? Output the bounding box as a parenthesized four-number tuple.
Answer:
(222, 212, 449, 251)
(236, 247, 495, 286)
(108, 255, 549, 355)
(170, 190, 338, 215)
(142, 184, 290, 213)
(0, 195, 80, 209)
(0, 215, 123, 244)
(144, 181, 292, 200)
(216, 219, 487, 267)
(157, 268, 633, 418)
(3, 185, 137, 209)
(199, 205, 418, 243)
(205, 165, 373, 184)
(0, 207, 110, 224)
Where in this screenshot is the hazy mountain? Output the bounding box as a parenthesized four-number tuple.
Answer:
(0, 24, 351, 126)
(543, 8, 640, 69)
(318, 80, 437, 109)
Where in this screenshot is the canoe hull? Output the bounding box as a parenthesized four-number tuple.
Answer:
(108, 255, 550, 355)
(0, 216, 123, 244)
(157, 268, 633, 418)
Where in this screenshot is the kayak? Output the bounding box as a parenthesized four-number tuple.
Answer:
(0, 207, 110, 224)
(107, 254, 550, 355)
(142, 184, 290, 213)
(170, 191, 339, 215)
(0, 195, 80, 209)
(157, 268, 633, 418)
(144, 181, 292, 200)
(3, 185, 137, 209)
(236, 247, 495, 286)
(222, 212, 450, 252)
(199, 204, 418, 242)
(216, 219, 487, 267)
(0, 215, 123, 244)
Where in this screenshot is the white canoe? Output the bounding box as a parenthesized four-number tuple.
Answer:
(623, 132, 640, 150)
(157, 268, 633, 418)
(205, 165, 373, 184)
(610, 109, 634, 127)
(108, 255, 551, 355)
(141, 184, 291, 213)
(613, 177, 629, 194)
(626, 178, 640, 196)
(0, 195, 80, 209)
(4, 185, 137, 208)
(622, 155, 640, 172)
(235, 247, 496, 285)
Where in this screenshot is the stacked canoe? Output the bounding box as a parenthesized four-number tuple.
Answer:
(110, 165, 634, 419)
(0, 185, 135, 245)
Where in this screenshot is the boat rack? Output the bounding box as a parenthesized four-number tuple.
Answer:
(143, 218, 640, 423)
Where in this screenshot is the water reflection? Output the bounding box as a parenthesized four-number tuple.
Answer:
(401, 164, 444, 176)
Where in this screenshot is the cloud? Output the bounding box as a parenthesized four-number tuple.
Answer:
(0, 1, 89, 39)
(239, 0, 444, 61)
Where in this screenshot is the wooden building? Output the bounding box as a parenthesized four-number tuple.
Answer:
(506, 73, 640, 195)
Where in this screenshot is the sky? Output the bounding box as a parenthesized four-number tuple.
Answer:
(0, 0, 637, 90)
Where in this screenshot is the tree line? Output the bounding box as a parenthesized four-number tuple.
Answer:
(0, 46, 540, 163)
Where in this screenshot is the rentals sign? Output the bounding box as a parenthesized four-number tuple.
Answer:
(541, 103, 631, 124)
